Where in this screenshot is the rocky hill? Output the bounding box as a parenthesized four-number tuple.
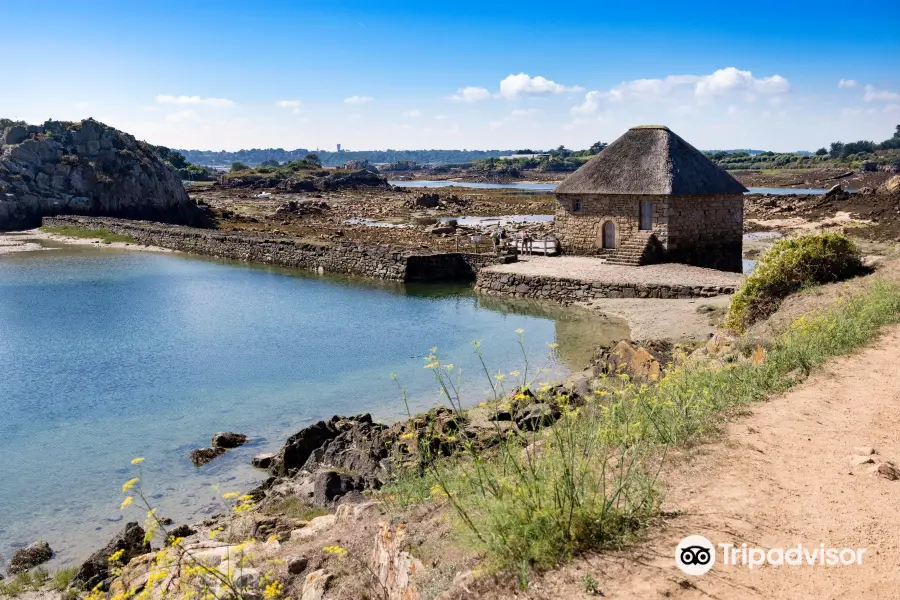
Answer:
(0, 119, 201, 230)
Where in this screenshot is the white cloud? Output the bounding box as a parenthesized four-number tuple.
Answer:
(75, 102, 91, 110)
(451, 86, 491, 102)
(572, 67, 789, 114)
(435, 114, 448, 120)
(402, 109, 422, 117)
(694, 68, 789, 97)
(498, 73, 583, 99)
(156, 95, 235, 108)
(344, 95, 373, 104)
(838, 79, 857, 88)
(489, 120, 505, 130)
(276, 100, 302, 114)
(489, 108, 540, 129)
(863, 85, 900, 102)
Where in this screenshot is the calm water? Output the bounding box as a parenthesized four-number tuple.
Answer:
(0, 243, 624, 566)
(390, 180, 830, 195)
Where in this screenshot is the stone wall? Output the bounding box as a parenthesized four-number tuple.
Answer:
(554, 193, 743, 271)
(43, 216, 508, 282)
(475, 270, 736, 305)
(666, 194, 743, 272)
(554, 194, 670, 255)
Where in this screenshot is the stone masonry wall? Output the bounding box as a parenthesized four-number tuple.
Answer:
(43, 216, 506, 282)
(666, 194, 743, 272)
(554, 194, 670, 255)
(554, 193, 744, 271)
(475, 270, 736, 305)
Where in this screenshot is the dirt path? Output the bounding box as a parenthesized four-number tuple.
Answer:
(506, 325, 900, 599)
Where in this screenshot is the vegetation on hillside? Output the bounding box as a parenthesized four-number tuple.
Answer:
(725, 232, 863, 332)
(383, 280, 900, 583)
(177, 148, 520, 168)
(41, 225, 137, 245)
(706, 124, 900, 172)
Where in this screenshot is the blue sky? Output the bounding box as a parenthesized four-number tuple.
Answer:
(3, 0, 898, 151)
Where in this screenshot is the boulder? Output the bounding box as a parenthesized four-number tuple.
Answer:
(8, 541, 53, 574)
(596, 340, 663, 381)
(312, 470, 367, 506)
(412, 193, 440, 208)
(211, 432, 248, 449)
(251, 453, 277, 469)
(515, 403, 561, 431)
(300, 569, 331, 600)
(2, 125, 28, 145)
(190, 447, 226, 467)
(165, 524, 197, 543)
(0, 118, 201, 231)
(880, 175, 900, 196)
(74, 522, 150, 590)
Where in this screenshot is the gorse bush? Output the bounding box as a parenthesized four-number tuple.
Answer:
(386, 281, 900, 584)
(725, 232, 863, 332)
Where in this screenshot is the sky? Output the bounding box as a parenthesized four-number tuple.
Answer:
(2, 0, 899, 152)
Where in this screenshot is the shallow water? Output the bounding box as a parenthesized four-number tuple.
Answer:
(0, 242, 625, 566)
(390, 180, 830, 195)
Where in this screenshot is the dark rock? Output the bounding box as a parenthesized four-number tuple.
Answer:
(875, 462, 900, 481)
(301, 415, 390, 485)
(8, 541, 53, 574)
(413, 193, 440, 208)
(251, 453, 277, 469)
(2, 126, 28, 145)
(515, 403, 561, 431)
(271, 420, 341, 476)
(190, 446, 226, 467)
(211, 432, 248, 449)
(165, 524, 197, 544)
(287, 556, 309, 575)
(74, 523, 149, 590)
(312, 470, 367, 506)
(319, 170, 389, 191)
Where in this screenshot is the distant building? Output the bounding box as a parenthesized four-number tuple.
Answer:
(337, 144, 342, 152)
(554, 125, 746, 272)
(498, 153, 550, 160)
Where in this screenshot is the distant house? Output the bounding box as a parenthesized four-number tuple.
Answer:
(554, 126, 747, 272)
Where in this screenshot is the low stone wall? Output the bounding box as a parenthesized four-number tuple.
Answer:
(475, 270, 736, 304)
(42, 216, 508, 282)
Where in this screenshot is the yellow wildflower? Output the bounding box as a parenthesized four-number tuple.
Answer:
(208, 529, 223, 540)
(263, 581, 283, 600)
(108, 549, 126, 563)
(424, 361, 439, 369)
(322, 545, 348, 557)
(238, 494, 254, 502)
(131, 457, 145, 465)
(509, 370, 520, 377)
(122, 478, 140, 493)
(515, 329, 525, 334)
(222, 492, 239, 500)
(120, 496, 134, 510)
(547, 342, 559, 349)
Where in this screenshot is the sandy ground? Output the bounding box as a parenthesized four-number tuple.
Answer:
(484, 255, 744, 289)
(493, 325, 900, 600)
(579, 296, 730, 342)
(0, 230, 174, 254)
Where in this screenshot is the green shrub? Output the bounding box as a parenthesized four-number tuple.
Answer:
(725, 232, 862, 332)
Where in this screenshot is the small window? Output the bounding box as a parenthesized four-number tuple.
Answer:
(573, 199, 582, 213)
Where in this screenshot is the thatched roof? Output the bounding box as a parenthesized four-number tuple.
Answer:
(556, 126, 748, 196)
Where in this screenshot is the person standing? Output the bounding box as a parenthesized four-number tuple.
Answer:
(522, 229, 533, 254)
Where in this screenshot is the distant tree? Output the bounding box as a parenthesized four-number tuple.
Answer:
(231, 161, 249, 172)
(588, 141, 607, 155)
(829, 142, 845, 158)
(815, 147, 828, 156)
(514, 149, 536, 154)
(304, 153, 322, 167)
(167, 151, 188, 169)
(260, 159, 280, 167)
(894, 124, 900, 139)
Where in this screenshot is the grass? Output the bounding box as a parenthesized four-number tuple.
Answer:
(41, 225, 136, 245)
(261, 495, 329, 521)
(0, 567, 77, 598)
(382, 281, 900, 583)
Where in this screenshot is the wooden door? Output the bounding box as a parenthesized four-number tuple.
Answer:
(603, 221, 616, 249)
(639, 200, 653, 230)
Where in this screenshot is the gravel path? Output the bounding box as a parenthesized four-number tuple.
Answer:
(484, 256, 744, 288)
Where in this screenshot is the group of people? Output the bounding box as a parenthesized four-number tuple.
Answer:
(490, 227, 535, 255)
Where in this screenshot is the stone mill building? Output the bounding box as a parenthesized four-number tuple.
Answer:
(554, 125, 746, 272)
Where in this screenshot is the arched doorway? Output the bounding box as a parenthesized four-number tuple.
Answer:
(602, 221, 616, 249)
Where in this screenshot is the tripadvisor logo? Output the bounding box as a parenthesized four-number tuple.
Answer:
(676, 535, 716, 575)
(676, 535, 868, 574)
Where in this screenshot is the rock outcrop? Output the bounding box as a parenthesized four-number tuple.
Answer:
(7, 540, 53, 574)
(0, 119, 201, 230)
(190, 431, 249, 466)
(74, 522, 149, 590)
